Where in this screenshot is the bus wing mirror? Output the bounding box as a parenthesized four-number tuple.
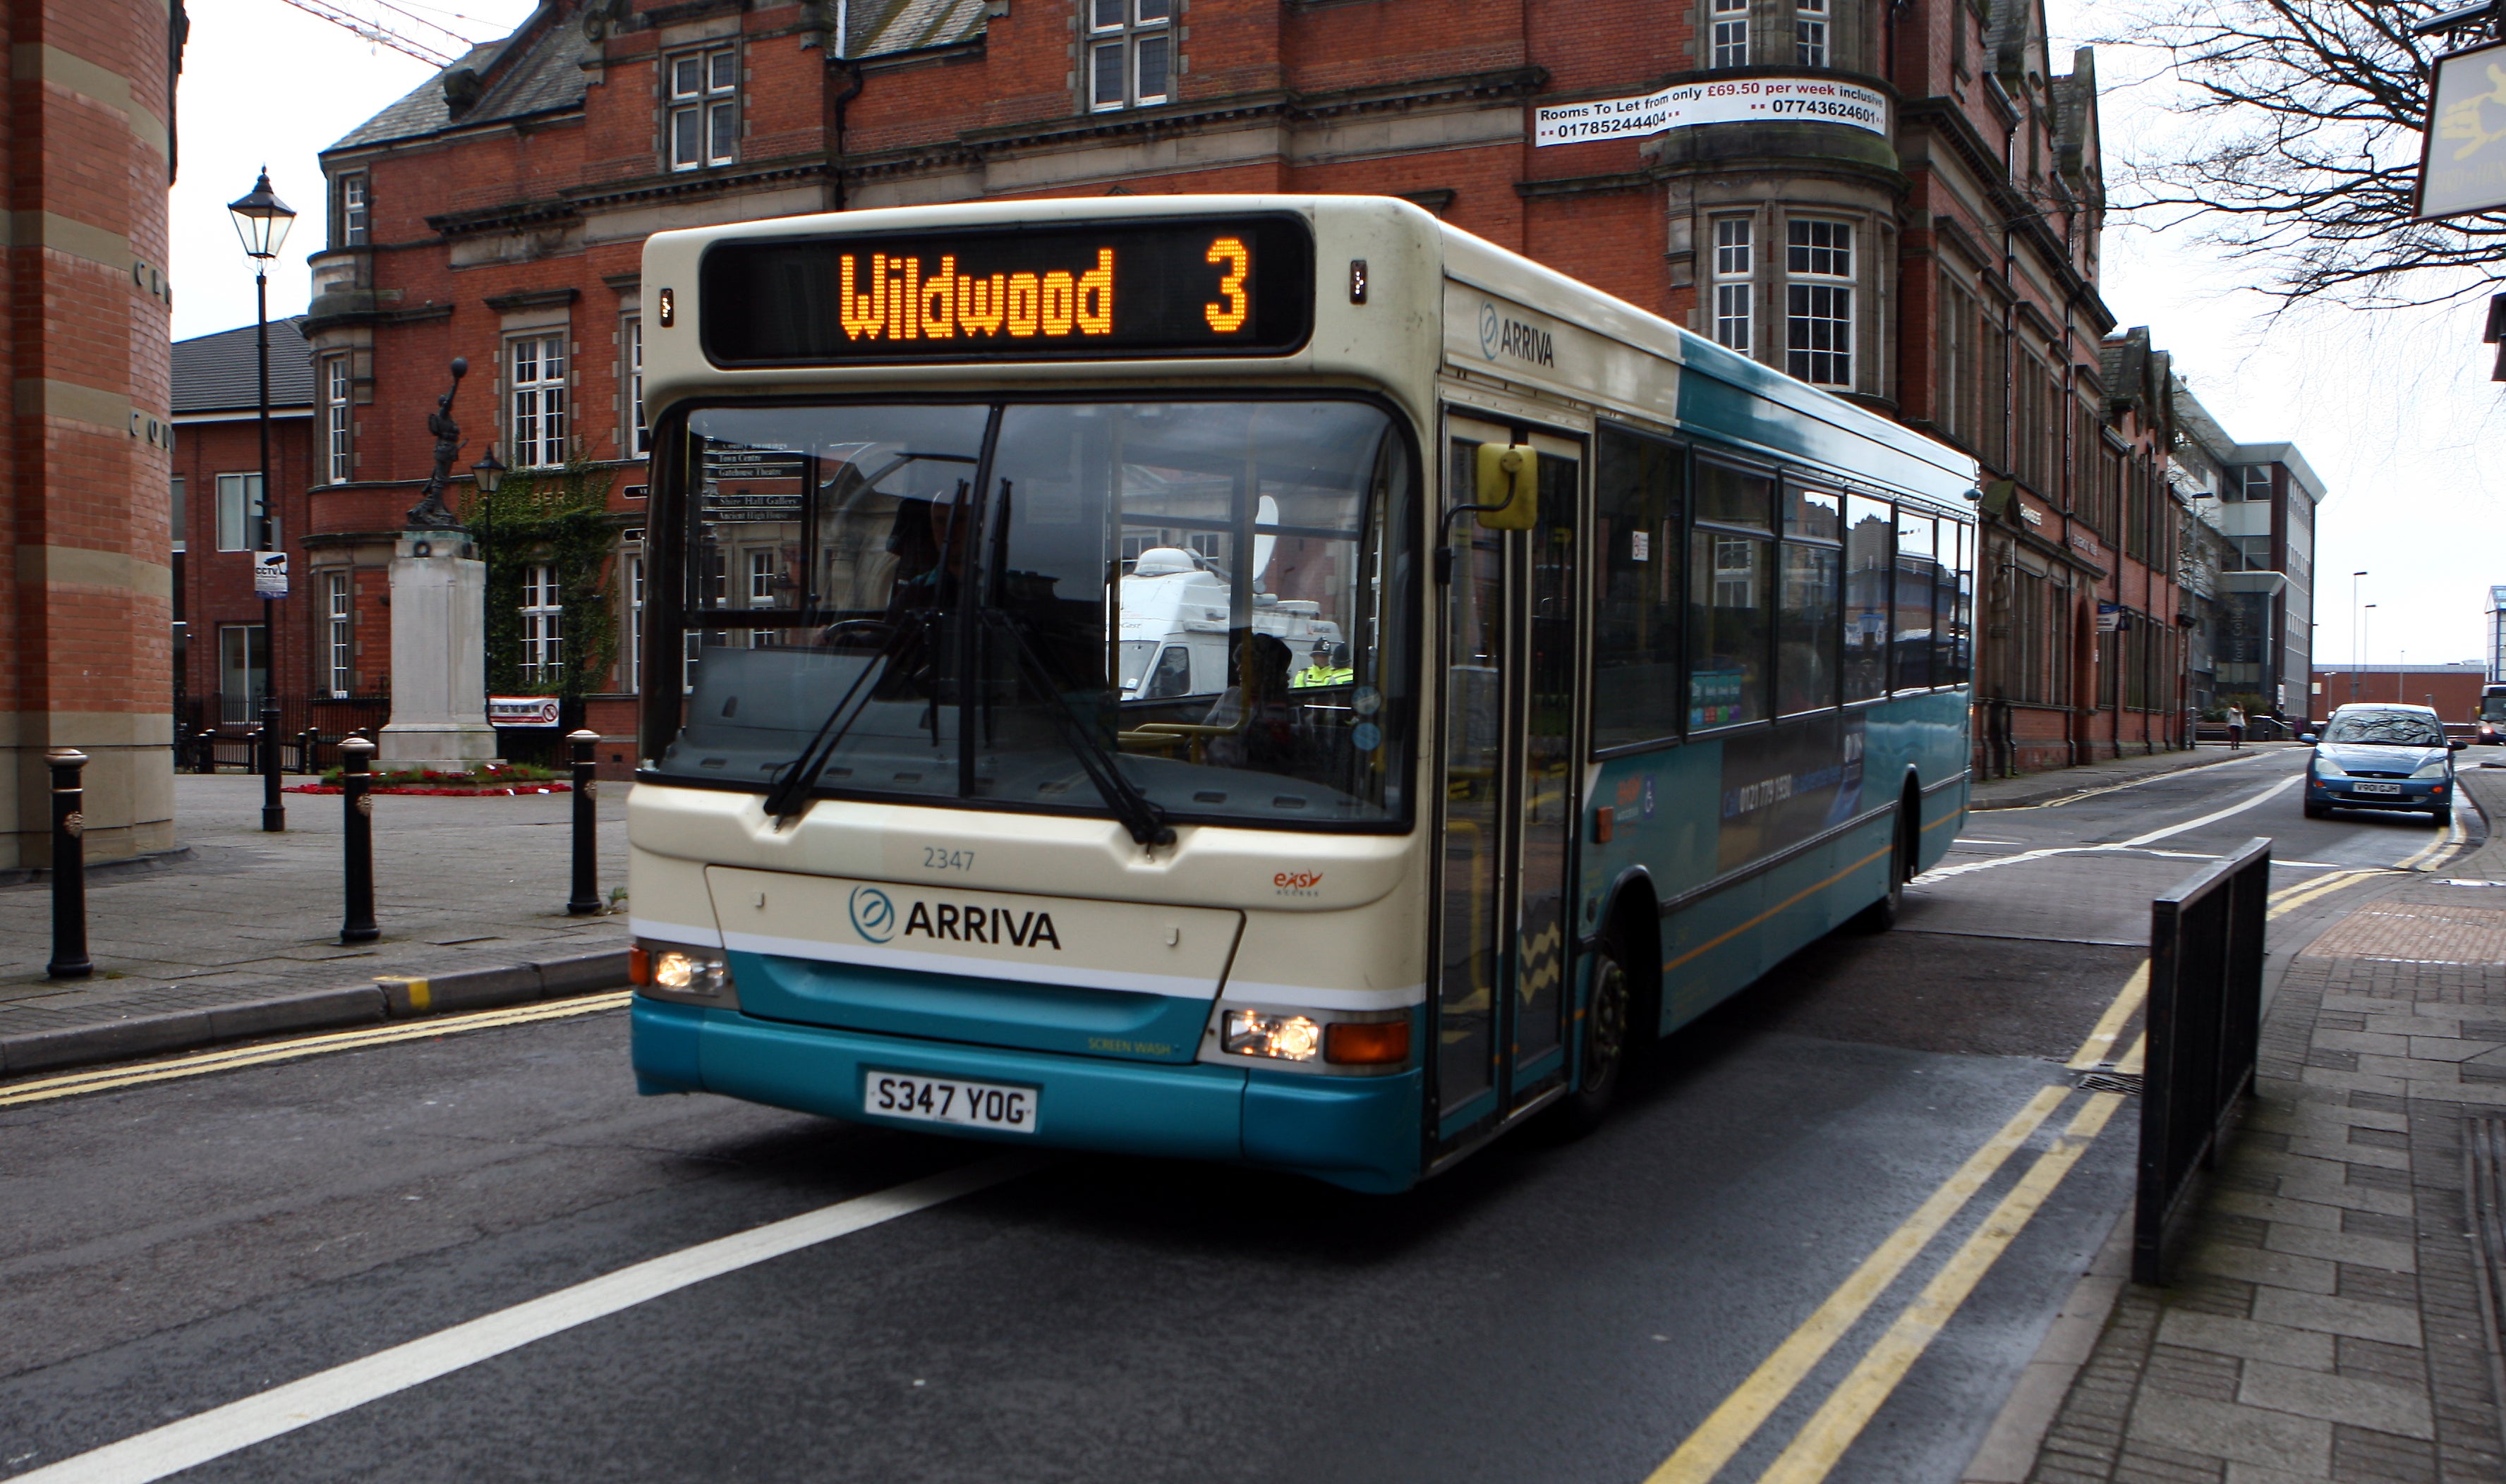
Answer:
(1473, 443, 1539, 530)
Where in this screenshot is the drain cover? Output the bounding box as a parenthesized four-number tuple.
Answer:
(2075, 1071, 2143, 1095)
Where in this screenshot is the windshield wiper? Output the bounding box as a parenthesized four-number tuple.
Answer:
(762, 613, 928, 826)
(977, 607, 1175, 847)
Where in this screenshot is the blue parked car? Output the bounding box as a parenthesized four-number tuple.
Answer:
(2300, 704, 2464, 827)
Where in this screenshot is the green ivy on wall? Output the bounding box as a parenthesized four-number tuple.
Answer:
(464, 457, 619, 700)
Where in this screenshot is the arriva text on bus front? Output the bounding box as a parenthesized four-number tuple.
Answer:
(833, 238, 1254, 342)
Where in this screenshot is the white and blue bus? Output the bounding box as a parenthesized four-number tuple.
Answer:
(626, 197, 1976, 1191)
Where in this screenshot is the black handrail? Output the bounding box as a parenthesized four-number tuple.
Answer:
(2134, 834, 2272, 1285)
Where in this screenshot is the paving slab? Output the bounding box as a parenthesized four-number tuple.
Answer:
(2009, 769, 2506, 1483)
(0, 774, 631, 1064)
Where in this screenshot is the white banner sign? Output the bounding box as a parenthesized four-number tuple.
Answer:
(251, 551, 288, 598)
(1535, 76, 1888, 147)
(488, 695, 562, 726)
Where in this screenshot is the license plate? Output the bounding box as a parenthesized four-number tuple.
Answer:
(2351, 781, 2404, 795)
(863, 1071, 1038, 1133)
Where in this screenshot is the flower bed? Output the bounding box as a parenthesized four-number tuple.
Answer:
(284, 783, 572, 796)
(284, 762, 571, 797)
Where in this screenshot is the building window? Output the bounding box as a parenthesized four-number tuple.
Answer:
(747, 549, 777, 605)
(1089, 0, 1172, 111)
(1712, 0, 1749, 67)
(218, 624, 267, 723)
(2241, 466, 2272, 503)
(627, 553, 646, 693)
(214, 473, 262, 552)
(624, 315, 648, 456)
(668, 47, 739, 171)
(521, 563, 564, 688)
(322, 355, 352, 484)
(1796, 0, 1827, 66)
(337, 172, 368, 248)
(509, 334, 569, 468)
(171, 476, 186, 554)
(1712, 218, 1753, 353)
(325, 571, 353, 697)
(1784, 219, 1853, 387)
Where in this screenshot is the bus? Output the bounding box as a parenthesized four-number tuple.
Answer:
(2479, 683, 2506, 746)
(626, 197, 1978, 1193)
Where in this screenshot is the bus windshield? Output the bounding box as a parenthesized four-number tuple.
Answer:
(650, 398, 1415, 829)
(2483, 690, 2506, 722)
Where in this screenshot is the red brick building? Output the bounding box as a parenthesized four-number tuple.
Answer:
(266, 0, 2181, 772)
(169, 319, 331, 734)
(2311, 666, 2489, 728)
(3, 0, 186, 864)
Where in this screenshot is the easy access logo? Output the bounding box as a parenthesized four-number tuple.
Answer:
(849, 886, 897, 943)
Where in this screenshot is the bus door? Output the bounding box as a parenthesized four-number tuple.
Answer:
(1434, 413, 1585, 1148)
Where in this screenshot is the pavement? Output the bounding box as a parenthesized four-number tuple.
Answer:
(2008, 762, 2506, 1484)
(1973, 743, 2305, 813)
(0, 774, 631, 1067)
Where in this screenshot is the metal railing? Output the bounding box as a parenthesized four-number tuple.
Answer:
(2134, 834, 2272, 1285)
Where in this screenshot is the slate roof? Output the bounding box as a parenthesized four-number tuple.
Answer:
(328, 0, 987, 157)
(171, 319, 314, 415)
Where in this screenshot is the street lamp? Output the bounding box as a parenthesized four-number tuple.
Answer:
(2351, 571, 2368, 703)
(471, 446, 507, 497)
(228, 169, 296, 834)
(2364, 604, 2378, 705)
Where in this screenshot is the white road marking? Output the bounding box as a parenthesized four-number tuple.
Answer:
(2118, 772, 2304, 847)
(13, 1157, 1038, 1484)
(1915, 769, 2318, 884)
(1997, 748, 2275, 810)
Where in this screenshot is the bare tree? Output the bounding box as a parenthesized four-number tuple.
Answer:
(2111, 0, 2506, 305)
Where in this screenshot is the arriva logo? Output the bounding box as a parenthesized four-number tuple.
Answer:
(1479, 300, 1501, 359)
(849, 886, 897, 943)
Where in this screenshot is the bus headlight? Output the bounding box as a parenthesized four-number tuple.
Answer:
(633, 939, 737, 1007)
(1224, 1008, 1321, 1061)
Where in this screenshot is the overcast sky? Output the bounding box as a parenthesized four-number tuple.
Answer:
(175, 0, 2501, 671)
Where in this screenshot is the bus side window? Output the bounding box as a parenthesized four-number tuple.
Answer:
(1144, 645, 1193, 700)
(1591, 425, 1686, 750)
(1842, 494, 1891, 702)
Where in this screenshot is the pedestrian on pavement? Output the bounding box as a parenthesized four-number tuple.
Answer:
(2227, 703, 2245, 750)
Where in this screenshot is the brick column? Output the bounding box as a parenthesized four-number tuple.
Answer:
(1, 0, 181, 867)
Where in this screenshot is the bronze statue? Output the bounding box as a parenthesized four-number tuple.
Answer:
(406, 357, 469, 529)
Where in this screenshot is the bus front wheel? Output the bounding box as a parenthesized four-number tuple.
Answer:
(1558, 939, 1631, 1133)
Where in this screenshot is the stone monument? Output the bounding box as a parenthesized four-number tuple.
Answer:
(377, 359, 500, 771)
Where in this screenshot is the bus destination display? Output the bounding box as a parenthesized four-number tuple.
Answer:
(699, 216, 1314, 365)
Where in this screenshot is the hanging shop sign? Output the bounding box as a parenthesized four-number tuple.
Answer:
(1534, 76, 1889, 147)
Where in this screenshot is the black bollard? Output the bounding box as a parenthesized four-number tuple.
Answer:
(340, 737, 378, 944)
(299, 726, 320, 774)
(198, 729, 217, 774)
(46, 749, 91, 979)
(565, 728, 602, 916)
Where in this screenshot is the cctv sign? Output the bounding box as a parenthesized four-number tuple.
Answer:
(252, 551, 289, 598)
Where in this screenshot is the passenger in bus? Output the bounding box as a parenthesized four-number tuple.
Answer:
(1204, 633, 1308, 772)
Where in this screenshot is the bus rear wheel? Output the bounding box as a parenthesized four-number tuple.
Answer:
(1558, 939, 1631, 1133)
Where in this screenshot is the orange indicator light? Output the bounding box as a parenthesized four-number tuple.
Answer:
(1325, 1019, 1412, 1066)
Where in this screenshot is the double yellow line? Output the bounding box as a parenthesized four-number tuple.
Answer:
(1647, 1048, 2124, 1483)
(1648, 844, 2421, 1483)
(0, 993, 633, 1109)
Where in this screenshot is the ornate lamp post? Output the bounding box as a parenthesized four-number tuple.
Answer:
(228, 169, 297, 833)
